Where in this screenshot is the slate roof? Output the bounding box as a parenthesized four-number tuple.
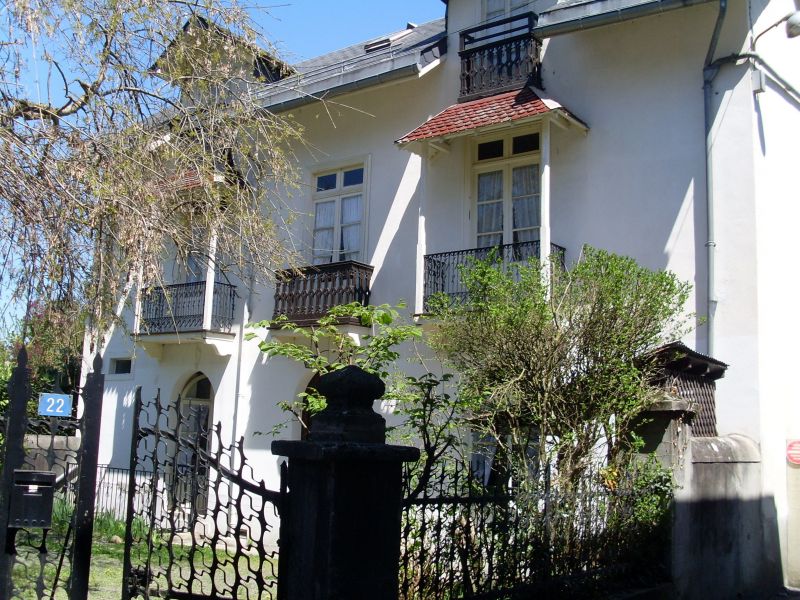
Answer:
(396, 87, 554, 145)
(252, 19, 447, 111)
(293, 19, 445, 74)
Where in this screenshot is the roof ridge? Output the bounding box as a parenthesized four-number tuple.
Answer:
(293, 17, 446, 69)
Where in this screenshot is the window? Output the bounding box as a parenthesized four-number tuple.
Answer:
(110, 358, 133, 375)
(312, 165, 365, 264)
(474, 132, 540, 248)
(484, 0, 530, 21)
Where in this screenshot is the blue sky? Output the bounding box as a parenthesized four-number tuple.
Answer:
(256, 1, 446, 63)
(0, 2, 448, 334)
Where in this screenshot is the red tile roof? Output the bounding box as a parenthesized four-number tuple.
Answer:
(396, 87, 552, 145)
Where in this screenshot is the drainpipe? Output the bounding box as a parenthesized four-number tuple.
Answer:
(703, 0, 727, 357)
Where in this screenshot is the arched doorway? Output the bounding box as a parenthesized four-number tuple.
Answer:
(173, 373, 214, 521)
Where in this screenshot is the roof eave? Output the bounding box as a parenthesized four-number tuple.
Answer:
(535, 0, 714, 38)
(396, 107, 588, 149)
(257, 27, 446, 113)
(262, 61, 423, 113)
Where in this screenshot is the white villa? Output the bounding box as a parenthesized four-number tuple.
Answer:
(95, 0, 800, 593)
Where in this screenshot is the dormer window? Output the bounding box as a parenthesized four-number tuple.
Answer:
(364, 24, 417, 53)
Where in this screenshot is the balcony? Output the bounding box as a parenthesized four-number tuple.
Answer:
(273, 261, 374, 326)
(138, 281, 236, 338)
(423, 240, 565, 311)
(459, 12, 541, 101)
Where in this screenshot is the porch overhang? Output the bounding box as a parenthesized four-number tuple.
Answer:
(395, 86, 588, 151)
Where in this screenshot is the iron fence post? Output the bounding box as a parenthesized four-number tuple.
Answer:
(68, 353, 104, 600)
(272, 366, 419, 600)
(0, 347, 32, 597)
(121, 387, 142, 600)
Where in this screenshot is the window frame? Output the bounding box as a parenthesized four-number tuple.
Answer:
(483, 0, 531, 21)
(311, 163, 367, 264)
(472, 129, 541, 248)
(107, 356, 134, 379)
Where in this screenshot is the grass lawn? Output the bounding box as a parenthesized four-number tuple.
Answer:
(12, 538, 277, 599)
(12, 541, 125, 600)
(9, 505, 278, 599)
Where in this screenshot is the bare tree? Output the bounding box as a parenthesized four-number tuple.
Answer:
(0, 0, 303, 348)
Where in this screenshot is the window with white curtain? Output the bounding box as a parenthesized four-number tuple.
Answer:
(474, 132, 540, 248)
(484, 0, 530, 21)
(312, 165, 365, 264)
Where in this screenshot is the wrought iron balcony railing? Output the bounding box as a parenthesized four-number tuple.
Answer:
(423, 240, 565, 311)
(273, 260, 374, 326)
(459, 12, 541, 101)
(139, 281, 236, 334)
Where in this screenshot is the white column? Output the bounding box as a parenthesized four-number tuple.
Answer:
(202, 230, 218, 331)
(540, 116, 552, 277)
(415, 143, 430, 314)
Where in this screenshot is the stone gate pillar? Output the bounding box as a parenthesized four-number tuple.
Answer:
(272, 366, 420, 600)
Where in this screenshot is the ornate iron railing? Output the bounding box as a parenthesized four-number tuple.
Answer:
(459, 12, 541, 101)
(139, 281, 236, 334)
(273, 260, 374, 325)
(122, 388, 282, 600)
(399, 458, 670, 599)
(423, 240, 565, 311)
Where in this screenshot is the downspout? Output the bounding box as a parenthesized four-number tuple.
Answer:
(703, 0, 727, 357)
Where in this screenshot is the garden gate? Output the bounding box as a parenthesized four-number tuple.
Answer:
(0, 347, 105, 600)
(121, 386, 284, 600)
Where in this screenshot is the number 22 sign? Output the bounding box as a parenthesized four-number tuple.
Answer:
(38, 393, 73, 417)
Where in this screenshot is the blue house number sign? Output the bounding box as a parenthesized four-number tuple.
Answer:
(38, 393, 73, 417)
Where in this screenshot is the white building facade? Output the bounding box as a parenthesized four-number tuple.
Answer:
(96, 0, 800, 591)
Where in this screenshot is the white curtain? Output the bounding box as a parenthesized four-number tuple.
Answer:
(313, 200, 335, 262)
(486, 0, 505, 19)
(478, 171, 504, 248)
(341, 195, 362, 225)
(512, 164, 539, 242)
(512, 164, 539, 197)
(478, 202, 503, 235)
(478, 171, 503, 202)
(339, 195, 362, 260)
(511, 0, 529, 16)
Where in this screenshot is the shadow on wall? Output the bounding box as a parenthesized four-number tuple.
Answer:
(671, 435, 784, 599)
(672, 494, 783, 599)
(242, 354, 310, 450)
(106, 383, 137, 470)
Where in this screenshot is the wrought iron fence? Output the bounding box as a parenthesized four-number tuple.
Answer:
(273, 260, 373, 325)
(90, 464, 149, 519)
(399, 457, 670, 599)
(139, 280, 236, 334)
(423, 241, 566, 311)
(122, 388, 283, 600)
(459, 12, 541, 100)
(0, 349, 105, 600)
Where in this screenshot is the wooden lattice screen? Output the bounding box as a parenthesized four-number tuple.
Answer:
(662, 369, 718, 437)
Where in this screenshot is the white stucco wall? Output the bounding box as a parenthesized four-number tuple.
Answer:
(92, 0, 800, 584)
(747, 0, 800, 583)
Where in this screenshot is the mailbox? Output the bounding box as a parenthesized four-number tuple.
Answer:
(9, 470, 56, 529)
